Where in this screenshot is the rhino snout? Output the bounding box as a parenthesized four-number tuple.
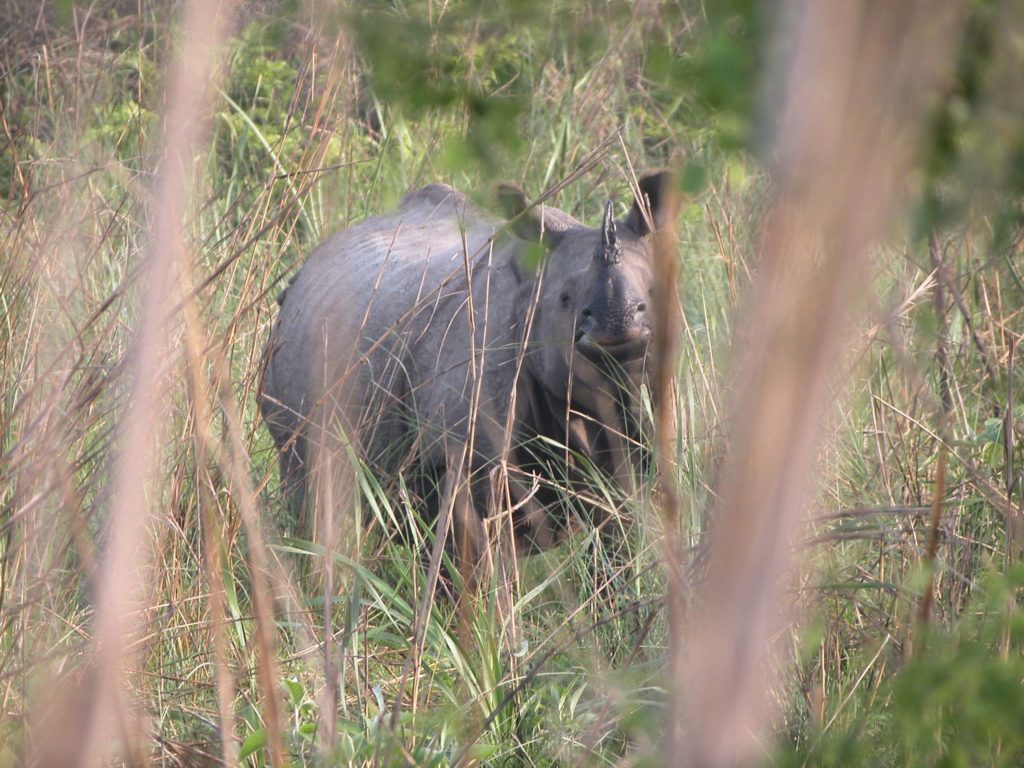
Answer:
(575, 298, 650, 362)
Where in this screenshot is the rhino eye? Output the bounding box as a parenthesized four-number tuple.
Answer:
(559, 291, 572, 307)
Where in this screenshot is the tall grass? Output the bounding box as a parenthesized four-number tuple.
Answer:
(1, 1, 1022, 766)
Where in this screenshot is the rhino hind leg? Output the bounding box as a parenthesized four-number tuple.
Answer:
(277, 432, 308, 525)
(259, 391, 311, 528)
(405, 455, 492, 600)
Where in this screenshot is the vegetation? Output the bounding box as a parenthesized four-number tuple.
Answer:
(0, 1, 1022, 765)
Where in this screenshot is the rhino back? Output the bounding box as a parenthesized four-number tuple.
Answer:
(263, 184, 526, 470)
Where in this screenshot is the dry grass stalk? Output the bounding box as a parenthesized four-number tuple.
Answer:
(180, 294, 240, 767)
(679, 2, 966, 765)
(909, 232, 954, 655)
(646, 167, 686, 754)
(31, 2, 240, 766)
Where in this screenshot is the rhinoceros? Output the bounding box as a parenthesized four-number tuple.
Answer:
(260, 171, 669, 565)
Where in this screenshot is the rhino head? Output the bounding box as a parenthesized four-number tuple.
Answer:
(499, 171, 670, 417)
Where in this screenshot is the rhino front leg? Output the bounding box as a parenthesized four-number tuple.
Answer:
(418, 451, 488, 600)
(452, 468, 489, 595)
(278, 433, 307, 523)
(588, 421, 640, 618)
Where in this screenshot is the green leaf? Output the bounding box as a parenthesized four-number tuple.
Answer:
(336, 719, 363, 736)
(465, 743, 499, 760)
(518, 241, 547, 272)
(977, 417, 1003, 446)
(238, 728, 267, 761)
(283, 678, 304, 708)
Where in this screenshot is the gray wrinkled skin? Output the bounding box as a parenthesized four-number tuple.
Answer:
(260, 173, 667, 553)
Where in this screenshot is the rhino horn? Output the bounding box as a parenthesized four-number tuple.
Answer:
(597, 199, 622, 265)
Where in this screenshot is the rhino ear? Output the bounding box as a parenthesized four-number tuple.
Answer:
(496, 183, 578, 245)
(624, 170, 672, 237)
